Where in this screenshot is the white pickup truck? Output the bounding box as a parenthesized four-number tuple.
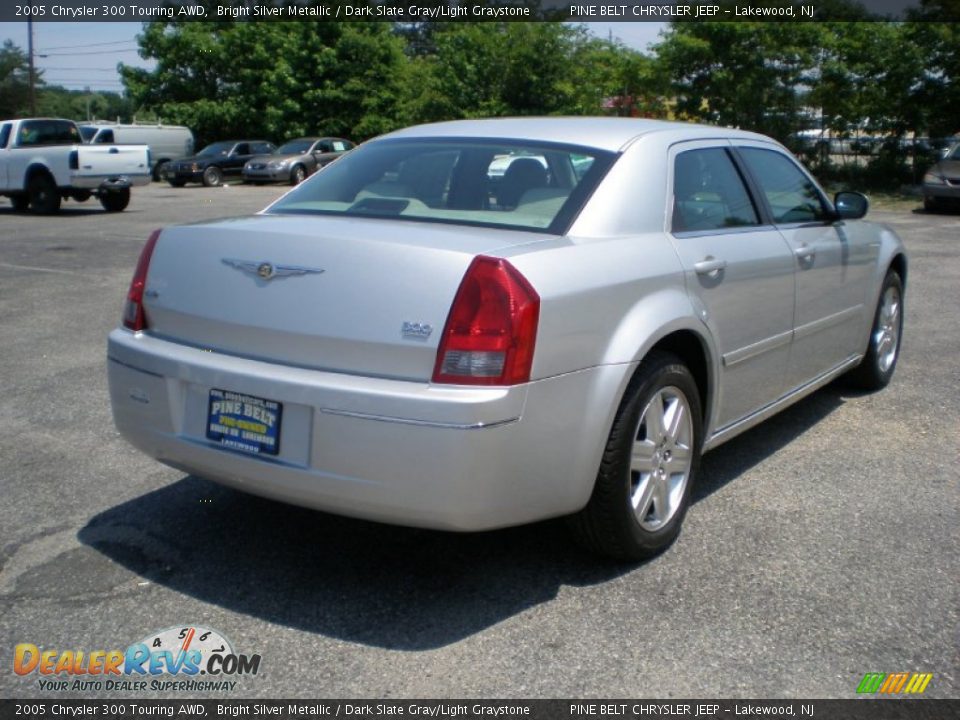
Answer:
(0, 117, 151, 213)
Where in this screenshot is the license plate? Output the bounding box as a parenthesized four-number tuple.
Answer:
(206, 389, 282, 456)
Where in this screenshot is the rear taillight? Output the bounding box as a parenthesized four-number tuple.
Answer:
(122, 229, 161, 331)
(432, 255, 540, 386)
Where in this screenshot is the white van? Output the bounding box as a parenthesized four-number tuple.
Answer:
(80, 123, 194, 180)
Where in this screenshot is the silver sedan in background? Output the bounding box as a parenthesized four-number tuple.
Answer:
(108, 118, 905, 560)
(242, 136, 354, 185)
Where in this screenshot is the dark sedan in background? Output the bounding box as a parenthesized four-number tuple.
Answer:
(242, 137, 354, 185)
(167, 140, 276, 187)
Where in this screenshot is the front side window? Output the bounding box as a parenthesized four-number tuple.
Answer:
(94, 129, 114, 144)
(278, 140, 312, 155)
(672, 147, 760, 232)
(738, 147, 830, 224)
(267, 138, 616, 234)
(197, 142, 234, 157)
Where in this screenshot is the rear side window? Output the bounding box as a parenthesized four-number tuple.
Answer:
(738, 147, 830, 224)
(672, 148, 760, 232)
(268, 138, 616, 234)
(253, 142, 274, 155)
(0, 123, 11, 149)
(17, 120, 81, 147)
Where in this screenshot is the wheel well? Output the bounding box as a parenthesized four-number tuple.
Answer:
(24, 164, 54, 189)
(648, 330, 711, 422)
(889, 253, 907, 288)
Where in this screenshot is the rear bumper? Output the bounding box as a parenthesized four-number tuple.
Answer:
(107, 329, 625, 531)
(72, 174, 151, 190)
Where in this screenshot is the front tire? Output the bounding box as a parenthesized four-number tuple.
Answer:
(99, 188, 130, 213)
(847, 270, 903, 390)
(202, 166, 223, 187)
(571, 351, 703, 561)
(290, 164, 307, 185)
(28, 173, 61, 214)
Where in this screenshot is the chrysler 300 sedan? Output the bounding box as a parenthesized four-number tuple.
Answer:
(108, 118, 906, 560)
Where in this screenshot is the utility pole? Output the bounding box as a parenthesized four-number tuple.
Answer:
(27, 19, 37, 115)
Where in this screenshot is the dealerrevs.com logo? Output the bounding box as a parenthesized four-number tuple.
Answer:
(13, 625, 261, 693)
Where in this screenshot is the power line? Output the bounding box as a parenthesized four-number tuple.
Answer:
(40, 48, 141, 57)
(40, 67, 122, 72)
(39, 40, 140, 51)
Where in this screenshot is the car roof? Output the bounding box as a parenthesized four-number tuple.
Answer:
(378, 117, 773, 153)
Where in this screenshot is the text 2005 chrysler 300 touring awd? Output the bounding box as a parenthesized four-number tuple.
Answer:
(108, 118, 906, 560)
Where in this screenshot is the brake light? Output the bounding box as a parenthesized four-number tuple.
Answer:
(122, 229, 161, 331)
(432, 255, 540, 386)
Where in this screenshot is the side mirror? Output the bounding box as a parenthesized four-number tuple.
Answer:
(834, 191, 868, 220)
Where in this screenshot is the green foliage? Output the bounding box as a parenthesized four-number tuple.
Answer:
(0, 40, 33, 118)
(401, 23, 660, 122)
(120, 18, 408, 146)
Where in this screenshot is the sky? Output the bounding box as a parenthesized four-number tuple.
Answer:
(0, 21, 667, 94)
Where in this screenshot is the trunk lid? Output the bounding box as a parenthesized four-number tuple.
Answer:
(142, 214, 548, 381)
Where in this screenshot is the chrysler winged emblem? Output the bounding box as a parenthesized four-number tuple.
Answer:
(222, 258, 325, 280)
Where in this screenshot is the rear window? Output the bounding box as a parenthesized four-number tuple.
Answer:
(17, 120, 80, 147)
(266, 138, 616, 234)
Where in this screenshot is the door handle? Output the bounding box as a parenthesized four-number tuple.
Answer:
(694, 257, 727, 276)
(794, 244, 816, 261)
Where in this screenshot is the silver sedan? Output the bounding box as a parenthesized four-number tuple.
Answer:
(107, 118, 906, 560)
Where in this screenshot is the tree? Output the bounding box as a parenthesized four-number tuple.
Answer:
(120, 18, 409, 145)
(0, 40, 35, 118)
(654, 21, 823, 141)
(402, 23, 661, 122)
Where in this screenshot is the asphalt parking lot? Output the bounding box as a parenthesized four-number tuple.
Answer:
(0, 183, 957, 699)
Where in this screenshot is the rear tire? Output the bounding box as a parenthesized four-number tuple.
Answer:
(570, 351, 702, 561)
(99, 188, 130, 213)
(846, 270, 903, 390)
(28, 173, 61, 214)
(202, 166, 223, 187)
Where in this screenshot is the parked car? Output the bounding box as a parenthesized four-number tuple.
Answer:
(80, 122, 194, 181)
(0, 117, 150, 213)
(243, 137, 354, 185)
(922, 142, 960, 211)
(167, 140, 275, 187)
(108, 118, 906, 560)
